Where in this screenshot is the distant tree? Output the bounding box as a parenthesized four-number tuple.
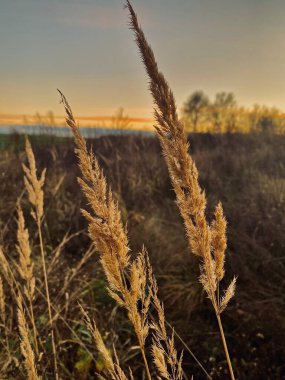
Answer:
(248, 104, 261, 132)
(214, 92, 236, 109)
(249, 105, 278, 134)
(210, 92, 237, 132)
(226, 110, 238, 133)
(182, 90, 285, 134)
(258, 116, 275, 133)
(183, 91, 209, 132)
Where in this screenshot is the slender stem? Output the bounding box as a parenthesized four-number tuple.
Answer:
(140, 345, 152, 380)
(28, 295, 39, 356)
(216, 314, 235, 380)
(163, 317, 212, 380)
(118, 259, 152, 380)
(37, 218, 59, 380)
(36, 285, 95, 361)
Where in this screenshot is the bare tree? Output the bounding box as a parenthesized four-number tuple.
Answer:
(183, 91, 209, 132)
(210, 92, 236, 132)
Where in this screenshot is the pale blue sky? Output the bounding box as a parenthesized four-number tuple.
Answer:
(1, 0, 285, 117)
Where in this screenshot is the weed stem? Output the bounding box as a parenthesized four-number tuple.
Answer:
(216, 314, 235, 380)
(37, 218, 58, 380)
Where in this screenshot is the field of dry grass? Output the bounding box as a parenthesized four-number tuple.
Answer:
(0, 131, 284, 379)
(0, 2, 284, 379)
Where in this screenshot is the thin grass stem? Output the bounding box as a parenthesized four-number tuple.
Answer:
(37, 219, 58, 380)
(140, 346, 152, 380)
(216, 314, 235, 380)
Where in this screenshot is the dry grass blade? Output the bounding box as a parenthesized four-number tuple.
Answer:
(17, 294, 41, 380)
(48, 230, 84, 275)
(79, 304, 130, 380)
(125, 1, 236, 379)
(0, 246, 27, 307)
(149, 273, 183, 380)
(55, 243, 95, 303)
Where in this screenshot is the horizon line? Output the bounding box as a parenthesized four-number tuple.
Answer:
(0, 113, 155, 123)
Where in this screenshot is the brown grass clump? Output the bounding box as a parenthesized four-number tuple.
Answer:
(125, 1, 236, 378)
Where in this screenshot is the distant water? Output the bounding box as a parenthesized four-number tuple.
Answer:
(0, 124, 154, 138)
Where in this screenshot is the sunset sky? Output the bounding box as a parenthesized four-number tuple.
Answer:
(1, 0, 285, 118)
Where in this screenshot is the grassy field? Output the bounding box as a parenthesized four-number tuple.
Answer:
(0, 132, 284, 379)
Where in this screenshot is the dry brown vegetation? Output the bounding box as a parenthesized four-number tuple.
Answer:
(0, 1, 284, 379)
(0, 131, 284, 379)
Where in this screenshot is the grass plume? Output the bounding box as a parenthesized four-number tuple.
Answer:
(23, 137, 58, 379)
(16, 205, 38, 355)
(58, 90, 152, 379)
(125, 1, 236, 378)
(59, 90, 184, 380)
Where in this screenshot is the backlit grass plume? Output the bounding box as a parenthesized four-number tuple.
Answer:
(126, 1, 236, 379)
(16, 205, 38, 355)
(59, 90, 183, 380)
(22, 137, 45, 223)
(23, 137, 58, 379)
(59, 90, 152, 378)
(150, 273, 183, 380)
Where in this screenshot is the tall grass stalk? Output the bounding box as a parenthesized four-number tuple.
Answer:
(16, 205, 39, 355)
(126, 1, 236, 378)
(58, 90, 152, 380)
(59, 90, 184, 380)
(23, 137, 59, 380)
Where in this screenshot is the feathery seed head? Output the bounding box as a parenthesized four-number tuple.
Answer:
(23, 137, 46, 222)
(211, 202, 227, 281)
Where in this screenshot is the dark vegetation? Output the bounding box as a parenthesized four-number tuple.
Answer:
(0, 133, 284, 379)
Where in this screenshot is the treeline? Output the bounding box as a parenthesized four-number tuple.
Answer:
(182, 91, 285, 133)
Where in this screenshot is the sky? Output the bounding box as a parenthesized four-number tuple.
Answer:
(1, 0, 285, 118)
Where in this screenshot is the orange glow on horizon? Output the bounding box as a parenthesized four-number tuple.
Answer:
(0, 113, 155, 131)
